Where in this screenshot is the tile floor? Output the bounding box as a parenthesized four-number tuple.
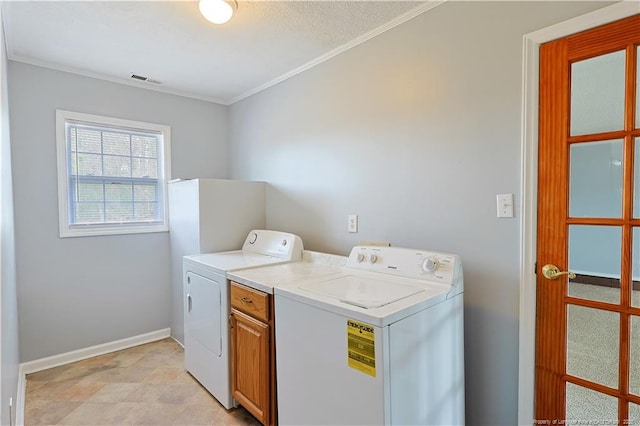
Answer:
(24, 338, 261, 425)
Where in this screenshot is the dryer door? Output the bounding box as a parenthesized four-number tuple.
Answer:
(185, 271, 222, 357)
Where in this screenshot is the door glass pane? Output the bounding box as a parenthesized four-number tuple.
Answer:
(637, 46, 640, 128)
(632, 228, 640, 308)
(568, 225, 621, 304)
(630, 403, 640, 424)
(635, 138, 640, 219)
(571, 50, 625, 135)
(570, 140, 623, 218)
(566, 382, 618, 420)
(631, 316, 640, 396)
(567, 305, 619, 388)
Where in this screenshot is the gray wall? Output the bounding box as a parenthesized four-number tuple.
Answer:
(9, 62, 229, 362)
(228, 2, 611, 424)
(1, 9, 20, 425)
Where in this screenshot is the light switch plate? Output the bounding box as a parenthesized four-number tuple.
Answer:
(497, 194, 514, 218)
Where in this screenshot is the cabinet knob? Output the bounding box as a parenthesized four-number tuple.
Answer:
(241, 297, 253, 304)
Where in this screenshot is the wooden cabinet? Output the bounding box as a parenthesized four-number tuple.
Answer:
(230, 282, 276, 426)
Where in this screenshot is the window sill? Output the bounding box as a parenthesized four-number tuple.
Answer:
(60, 223, 169, 238)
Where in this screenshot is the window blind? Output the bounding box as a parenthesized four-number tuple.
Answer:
(66, 122, 163, 226)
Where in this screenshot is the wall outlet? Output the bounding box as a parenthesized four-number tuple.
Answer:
(348, 214, 358, 233)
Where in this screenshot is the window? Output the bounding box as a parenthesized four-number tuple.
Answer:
(56, 110, 171, 237)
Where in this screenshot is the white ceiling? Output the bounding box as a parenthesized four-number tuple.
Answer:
(2, 1, 438, 105)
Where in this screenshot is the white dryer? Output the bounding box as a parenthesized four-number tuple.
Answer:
(183, 230, 303, 409)
(274, 245, 465, 425)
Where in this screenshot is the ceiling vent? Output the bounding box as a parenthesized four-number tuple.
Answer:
(130, 74, 162, 85)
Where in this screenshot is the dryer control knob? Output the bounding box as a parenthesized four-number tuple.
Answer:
(369, 254, 378, 264)
(249, 232, 258, 244)
(422, 257, 439, 273)
(357, 253, 365, 263)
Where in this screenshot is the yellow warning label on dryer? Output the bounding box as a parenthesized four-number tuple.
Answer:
(347, 319, 376, 377)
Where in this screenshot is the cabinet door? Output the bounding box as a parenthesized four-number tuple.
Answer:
(231, 309, 270, 425)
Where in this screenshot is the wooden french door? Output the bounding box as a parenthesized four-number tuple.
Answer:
(536, 14, 640, 422)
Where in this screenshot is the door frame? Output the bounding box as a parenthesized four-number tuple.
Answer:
(518, 2, 640, 424)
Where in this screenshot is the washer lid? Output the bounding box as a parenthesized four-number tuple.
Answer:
(299, 275, 424, 309)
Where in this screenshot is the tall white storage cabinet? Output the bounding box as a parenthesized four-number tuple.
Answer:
(168, 179, 266, 344)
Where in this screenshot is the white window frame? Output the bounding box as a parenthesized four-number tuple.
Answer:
(55, 110, 171, 237)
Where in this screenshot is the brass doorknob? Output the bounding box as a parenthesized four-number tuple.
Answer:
(542, 264, 576, 280)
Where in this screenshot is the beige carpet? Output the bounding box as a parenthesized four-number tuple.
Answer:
(24, 338, 261, 426)
(566, 282, 640, 422)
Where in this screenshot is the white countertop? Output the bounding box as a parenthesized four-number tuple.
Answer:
(226, 250, 347, 294)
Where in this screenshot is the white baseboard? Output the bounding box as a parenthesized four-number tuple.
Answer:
(170, 335, 184, 349)
(20, 328, 171, 375)
(15, 328, 171, 426)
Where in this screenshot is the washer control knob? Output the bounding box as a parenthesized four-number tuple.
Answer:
(357, 253, 365, 263)
(422, 257, 439, 273)
(281, 239, 288, 246)
(369, 254, 378, 264)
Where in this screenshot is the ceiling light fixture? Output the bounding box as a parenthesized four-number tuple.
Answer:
(199, 0, 237, 25)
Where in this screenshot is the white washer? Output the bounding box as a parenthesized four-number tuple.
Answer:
(183, 230, 303, 409)
(274, 245, 465, 425)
